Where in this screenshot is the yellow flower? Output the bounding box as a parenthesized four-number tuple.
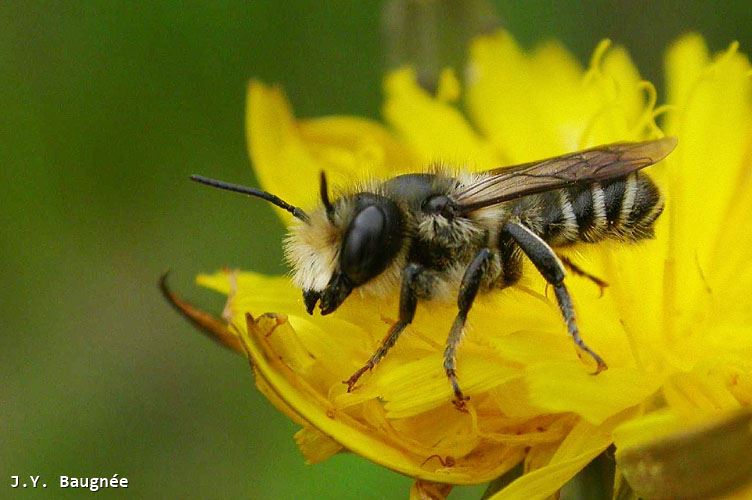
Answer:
(170, 31, 752, 497)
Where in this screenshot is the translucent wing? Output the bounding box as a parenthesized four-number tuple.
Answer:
(455, 137, 677, 213)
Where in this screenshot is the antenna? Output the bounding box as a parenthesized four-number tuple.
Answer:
(319, 171, 335, 223)
(190, 175, 310, 223)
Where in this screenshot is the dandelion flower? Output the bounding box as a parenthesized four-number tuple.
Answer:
(166, 31, 752, 498)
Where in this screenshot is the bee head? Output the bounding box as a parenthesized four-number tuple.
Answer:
(286, 173, 405, 315)
(189, 172, 404, 315)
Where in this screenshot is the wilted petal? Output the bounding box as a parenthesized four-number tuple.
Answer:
(294, 426, 343, 464)
(409, 480, 452, 500)
(615, 409, 752, 499)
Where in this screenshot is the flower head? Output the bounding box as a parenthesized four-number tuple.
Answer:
(172, 31, 752, 497)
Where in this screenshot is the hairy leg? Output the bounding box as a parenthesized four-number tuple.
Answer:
(503, 223, 607, 373)
(444, 248, 493, 410)
(344, 263, 423, 392)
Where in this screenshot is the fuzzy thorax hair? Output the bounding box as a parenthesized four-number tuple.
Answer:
(282, 170, 503, 299)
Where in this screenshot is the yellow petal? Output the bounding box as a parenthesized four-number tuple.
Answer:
(467, 33, 582, 162)
(478, 414, 576, 448)
(526, 362, 662, 424)
(489, 417, 615, 499)
(486, 327, 585, 366)
(241, 312, 424, 475)
(197, 270, 377, 384)
(246, 81, 316, 217)
(383, 67, 498, 169)
(246, 81, 417, 220)
(466, 33, 648, 165)
(661, 366, 743, 417)
(240, 310, 527, 484)
(254, 366, 307, 426)
(487, 378, 548, 419)
(197, 270, 301, 314)
(663, 37, 752, 340)
(594, 238, 671, 373)
(376, 350, 520, 418)
(523, 442, 558, 475)
(298, 115, 422, 176)
(612, 408, 679, 450)
(436, 68, 460, 103)
(664, 33, 711, 117)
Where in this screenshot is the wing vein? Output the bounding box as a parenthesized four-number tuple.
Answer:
(454, 138, 677, 213)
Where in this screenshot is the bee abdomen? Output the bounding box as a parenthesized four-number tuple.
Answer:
(538, 173, 663, 246)
(599, 173, 664, 241)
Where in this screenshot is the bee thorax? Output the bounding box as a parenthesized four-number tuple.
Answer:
(417, 215, 485, 248)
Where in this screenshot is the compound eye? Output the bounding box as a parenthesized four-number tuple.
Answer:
(340, 205, 386, 285)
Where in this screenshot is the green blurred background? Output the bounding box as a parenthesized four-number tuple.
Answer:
(2, 1, 750, 498)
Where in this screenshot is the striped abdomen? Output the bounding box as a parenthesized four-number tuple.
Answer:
(528, 172, 664, 246)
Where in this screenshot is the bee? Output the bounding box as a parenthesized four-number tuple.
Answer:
(191, 136, 677, 409)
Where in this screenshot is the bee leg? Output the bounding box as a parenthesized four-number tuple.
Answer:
(344, 263, 423, 392)
(503, 223, 608, 373)
(558, 255, 609, 297)
(444, 248, 493, 411)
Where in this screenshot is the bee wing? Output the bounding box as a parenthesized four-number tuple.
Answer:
(455, 137, 677, 213)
